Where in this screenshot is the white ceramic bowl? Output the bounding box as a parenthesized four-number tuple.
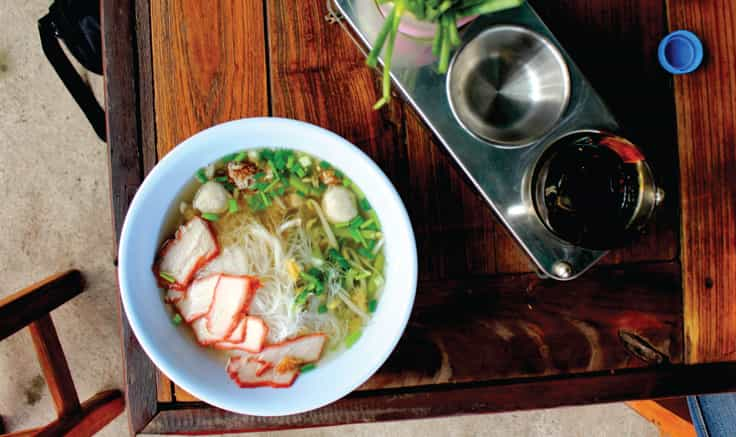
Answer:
(118, 118, 417, 416)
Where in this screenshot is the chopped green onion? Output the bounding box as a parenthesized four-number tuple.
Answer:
(318, 304, 328, 314)
(298, 155, 312, 168)
(300, 363, 316, 373)
(342, 178, 352, 187)
(201, 212, 220, 222)
(260, 149, 274, 161)
(247, 195, 265, 211)
(319, 160, 331, 169)
(300, 271, 320, 284)
(295, 289, 310, 306)
(295, 190, 307, 197)
(361, 230, 381, 239)
(295, 167, 307, 178)
(289, 174, 311, 194)
(334, 169, 344, 178)
(286, 155, 295, 169)
(214, 176, 229, 183)
(349, 216, 365, 229)
(345, 330, 362, 348)
(228, 198, 239, 213)
(259, 192, 271, 207)
(368, 299, 377, 313)
(359, 198, 372, 211)
(254, 172, 266, 181)
(159, 271, 176, 283)
(221, 153, 238, 163)
(350, 228, 368, 247)
(327, 248, 350, 270)
(334, 221, 351, 229)
(233, 151, 247, 162)
(223, 182, 236, 192)
(357, 247, 376, 260)
(196, 168, 208, 183)
(360, 218, 375, 229)
(172, 313, 183, 325)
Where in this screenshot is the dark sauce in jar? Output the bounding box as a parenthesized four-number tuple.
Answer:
(533, 132, 644, 249)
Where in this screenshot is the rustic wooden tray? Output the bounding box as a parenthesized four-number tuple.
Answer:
(102, 0, 736, 434)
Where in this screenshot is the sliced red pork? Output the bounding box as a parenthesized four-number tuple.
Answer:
(225, 333, 327, 388)
(215, 316, 268, 353)
(191, 318, 224, 346)
(226, 317, 248, 343)
(164, 288, 185, 304)
(206, 275, 260, 339)
(176, 274, 220, 323)
(156, 217, 219, 289)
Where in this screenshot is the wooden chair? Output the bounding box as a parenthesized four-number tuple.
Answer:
(0, 270, 124, 437)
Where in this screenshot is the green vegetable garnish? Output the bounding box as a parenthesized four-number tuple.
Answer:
(223, 182, 236, 192)
(260, 149, 274, 161)
(318, 304, 328, 314)
(172, 313, 183, 325)
(228, 198, 239, 213)
(367, 0, 523, 109)
(201, 212, 220, 222)
(233, 151, 247, 162)
(295, 289, 310, 306)
(328, 248, 351, 270)
(357, 247, 376, 260)
(300, 363, 317, 373)
(319, 160, 331, 169)
(195, 168, 208, 183)
(159, 271, 176, 283)
(345, 330, 362, 348)
(289, 174, 311, 194)
(368, 299, 377, 313)
(359, 198, 372, 211)
(214, 176, 229, 183)
(221, 153, 238, 163)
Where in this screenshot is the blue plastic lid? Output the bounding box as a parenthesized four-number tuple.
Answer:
(658, 30, 703, 74)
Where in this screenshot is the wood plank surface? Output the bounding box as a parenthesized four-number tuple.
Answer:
(102, 0, 159, 433)
(142, 362, 736, 434)
(151, 0, 684, 404)
(150, 0, 269, 157)
(666, 0, 736, 363)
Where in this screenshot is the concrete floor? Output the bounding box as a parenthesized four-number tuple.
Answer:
(0, 1, 660, 436)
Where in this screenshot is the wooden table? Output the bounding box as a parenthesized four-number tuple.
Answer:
(102, 0, 736, 434)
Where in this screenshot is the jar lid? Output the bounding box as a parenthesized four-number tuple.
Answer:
(658, 30, 703, 74)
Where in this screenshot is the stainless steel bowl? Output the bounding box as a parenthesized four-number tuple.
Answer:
(447, 25, 571, 146)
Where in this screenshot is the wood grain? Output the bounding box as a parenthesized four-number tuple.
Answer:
(0, 270, 83, 342)
(143, 362, 736, 434)
(29, 315, 81, 417)
(151, 0, 269, 157)
(156, 373, 172, 403)
(102, 0, 159, 433)
(666, 0, 736, 363)
(359, 262, 681, 390)
(20, 390, 124, 437)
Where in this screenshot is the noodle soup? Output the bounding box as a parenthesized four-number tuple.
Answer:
(154, 148, 384, 388)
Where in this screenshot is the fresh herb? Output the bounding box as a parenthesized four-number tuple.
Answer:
(367, 0, 524, 108)
(172, 313, 183, 325)
(368, 299, 378, 313)
(201, 212, 220, 222)
(359, 198, 372, 211)
(221, 153, 238, 163)
(233, 151, 247, 163)
(223, 182, 236, 192)
(228, 198, 239, 213)
(159, 271, 176, 283)
(300, 363, 317, 373)
(358, 247, 376, 260)
(319, 160, 331, 169)
(318, 304, 328, 314)
(328, 248, 351, 270)
(214, 175, 229, 183)
(195, 168, 208, 183)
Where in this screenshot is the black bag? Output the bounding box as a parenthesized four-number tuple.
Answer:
(39, 0, 106, 141)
